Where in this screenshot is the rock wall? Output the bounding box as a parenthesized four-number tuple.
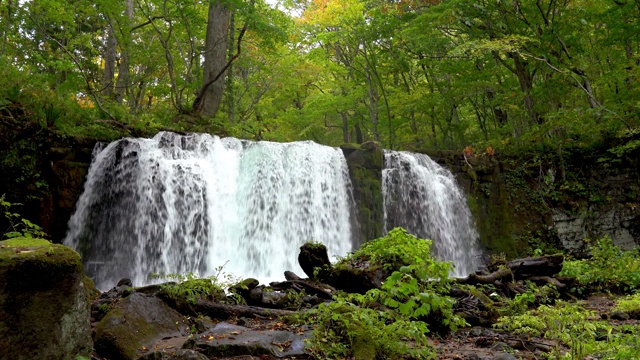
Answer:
(0, 123, 96, 243)
(422, 148, 640, 258)
(340, 142, 385, 247)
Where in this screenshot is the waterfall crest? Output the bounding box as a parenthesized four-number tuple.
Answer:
(64, 132, 355, 290)
(383, 150, 482, 277)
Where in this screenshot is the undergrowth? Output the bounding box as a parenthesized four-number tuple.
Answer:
(560, 235, 640, 293)
(304, 228, 467, 359)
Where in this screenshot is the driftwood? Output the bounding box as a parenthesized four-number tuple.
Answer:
(192, 300, 295, 320)
(529, 276, 567, 289)
(459, 267, 513, 285)
(270, 279, 334, 300)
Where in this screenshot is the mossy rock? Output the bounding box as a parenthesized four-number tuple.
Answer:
(94, 292, 188, 360)
(0, 237, 93, 360)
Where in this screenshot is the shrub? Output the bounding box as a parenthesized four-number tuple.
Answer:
(494, 300, 640, 359)
(158, 272, 227, 305)
(305, 228, 467, 359)
(560, 236, 640, 292)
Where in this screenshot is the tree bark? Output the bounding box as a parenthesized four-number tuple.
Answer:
(196, 2, 230, 117)
(115, 0, 134, 105)
(102, 22, 117, 97)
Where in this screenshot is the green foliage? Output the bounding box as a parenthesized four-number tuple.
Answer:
(157, 272, 227, 305)
(560, 236, 640, 293)
(1, 195, 47, 239)
(495, 300, 640, 359)
(614, 293, 640, 314)
(343, 227, 443, 274)
(305, 228, 466, 358)
(306, 295, 435, 359)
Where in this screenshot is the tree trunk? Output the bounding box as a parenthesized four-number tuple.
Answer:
(102, 22, 117, 97)
(115, 0, 134, 104)
(0, 0, 13, 57)
(365, 62, 379, 140)
(196, 2, 230, 117)
(512, 54, 541, 125)
(226, 10, 236, 124)
(341, 112, 349, 143)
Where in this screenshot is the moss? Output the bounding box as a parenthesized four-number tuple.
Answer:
(350, 327, 376, 360)
(340, 143, 359, 150)
(1, 237, 51, 247)
(0, 237, 82, 273)
(0, 237, 92, 359)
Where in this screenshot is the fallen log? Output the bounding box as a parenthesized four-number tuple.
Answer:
(270, 279, 334, 300)
(528, 276, 566, 289)
(507, 254, 564, 279)
(457, 267, 513, 285)
(192, 300, 296, 320)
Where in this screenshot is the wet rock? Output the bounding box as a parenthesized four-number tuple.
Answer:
(183, 322, 311, 358)
(610, 311, 630, 321)
(298, 242, 331, 279)
(493, 353, 518, 360)
(139, 349, 208, 360)
(94, 292, 188, 360)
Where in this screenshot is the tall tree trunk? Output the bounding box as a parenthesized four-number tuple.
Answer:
(364, 62, 379, 141)
(102, 22, 117, 97)
(512, 54, 541, 125)
(115, 0, 134, 105)
(0, 0, 13, 57)
(340, 112, 349, 143)
(196, 2, 230, 117)
(226, 10, 236, 124)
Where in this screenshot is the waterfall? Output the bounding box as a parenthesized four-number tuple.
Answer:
(382, 151, 482, 277)
(64, 132, 356, 290)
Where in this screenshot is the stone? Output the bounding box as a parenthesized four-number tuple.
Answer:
(117, 278, 133, 287)
(94, 292, 188, 360)
(0, 237, 93, 360)
(139, 349, 208, 360)
(298, 242, 331, 279)
(493, 353, 518, 360)
(183, 322, 311, 358)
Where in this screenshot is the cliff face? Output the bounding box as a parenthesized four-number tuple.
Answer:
(0, 122, 96, 242)
(421, 148, 640, 258)
(2, 127, 638, 258)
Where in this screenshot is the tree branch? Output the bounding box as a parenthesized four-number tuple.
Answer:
(30, 17, 116, 121)
(130, 16, 165, 32)
(191, 21, 248, 115)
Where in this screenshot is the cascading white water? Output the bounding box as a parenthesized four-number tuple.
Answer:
(64, 132, 355, 290)
(382, 151, 482, 277)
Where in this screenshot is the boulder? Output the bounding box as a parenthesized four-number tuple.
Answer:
(0, 237, 94, 360)
(298, 242, 331, 279)
(94, 292, 189, 360)
(139, 349, 208, 360)
(183, 322, 312, 358)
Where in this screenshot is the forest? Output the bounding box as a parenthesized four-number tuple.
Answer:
(1, 0, 638, 152)
(2, 1, 640, 359)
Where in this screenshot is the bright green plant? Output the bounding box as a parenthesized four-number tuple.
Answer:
(614, 293, 640, 314)
(560, 236, 640, 292)
(158, 272, 227, 305)
(305, 228, 467, 358)
(306, 294, 435, 360)
(494, 301, 608, 358)
(495, 300, 640, 359)
(1, 194, 47, 239)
